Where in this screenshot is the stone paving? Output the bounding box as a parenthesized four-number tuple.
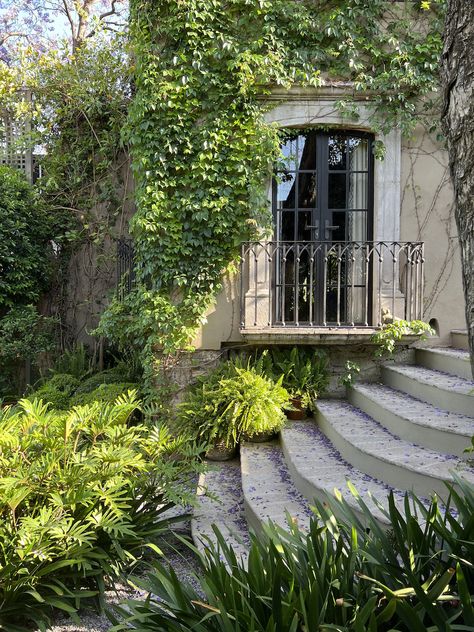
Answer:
(353, 382, 474, 437)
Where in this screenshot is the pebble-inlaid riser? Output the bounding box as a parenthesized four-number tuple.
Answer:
(451, 330, 469, 351)
(281, 422, 413, 526)
(191, 461, 250, 560)
(240, 442, 313, 534)
(349, 383, 473, 457)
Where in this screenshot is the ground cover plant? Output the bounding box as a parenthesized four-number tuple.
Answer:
(112, 477, 474, 631)
(0, 394, 204, 631)
(28, 349, 143, 410)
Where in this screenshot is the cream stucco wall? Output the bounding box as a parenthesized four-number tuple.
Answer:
(192, 92, 465, 349)
(400, 125, 464, 342)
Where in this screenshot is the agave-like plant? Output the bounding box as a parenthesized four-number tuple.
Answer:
(111, 479, 474, 631)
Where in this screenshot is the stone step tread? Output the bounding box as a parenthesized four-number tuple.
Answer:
(192, 460, 250, 558)
(281, 422, 410, 523)
(384, 363, 474, 396)
(241, 442, 312, 530)
(353, 383, 474, 437)
(420, 347, 470, 361)
(317, 400, 474, 484)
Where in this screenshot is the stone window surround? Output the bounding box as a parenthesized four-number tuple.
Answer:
(241, 87, 404, 333)
(263, 86, 402, 254)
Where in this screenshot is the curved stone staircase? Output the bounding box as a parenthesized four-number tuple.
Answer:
(192, 331, 474, 556)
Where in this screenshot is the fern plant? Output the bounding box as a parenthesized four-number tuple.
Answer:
(179, 361, 289, 448)
(268, 347, 329, 412)
(0, 393, 204, 631)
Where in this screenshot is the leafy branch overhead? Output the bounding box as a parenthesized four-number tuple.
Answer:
(98, 0, 445, 377)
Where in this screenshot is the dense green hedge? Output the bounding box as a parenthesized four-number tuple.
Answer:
(0, 166, 54, 308)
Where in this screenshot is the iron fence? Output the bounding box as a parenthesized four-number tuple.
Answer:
(117, 238, 135, 300)
(240, 241, 424, 329)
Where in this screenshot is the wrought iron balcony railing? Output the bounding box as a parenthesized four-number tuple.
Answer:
(240, 241, 424, 330)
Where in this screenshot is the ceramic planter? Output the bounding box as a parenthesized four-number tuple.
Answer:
(286, 397, 306, 421)
(205, 440, 237, 461)
(241, 430, 277, 443)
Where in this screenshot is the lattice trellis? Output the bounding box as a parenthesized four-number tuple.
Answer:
(0, 94, 34, 182)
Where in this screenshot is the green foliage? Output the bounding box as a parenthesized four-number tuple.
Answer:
(71, 382, 139, 406)
(179, 360, 289, 448)
(0, 166, 55, 307)
(31, 373, 81, 410)
(112, 478, 474, 631)
(263, 347, 329, 411)
(339, 360, 361, 389)
(0, 306, 56, 364)
(0, 394, 204, 631)
(0, 36, 132, 354)
(0, 305, 57, 397)
(99, 0, 445, 381)
(74, 366, 139, 395)
(372, 319, 435, 356)
(53, 344, 91, 379)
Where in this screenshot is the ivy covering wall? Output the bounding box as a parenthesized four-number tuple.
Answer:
(98, 0, 444, 385)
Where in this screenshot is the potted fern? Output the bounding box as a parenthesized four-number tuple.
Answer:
(178, 360, 289, 459)
(270, 347, 329, 420)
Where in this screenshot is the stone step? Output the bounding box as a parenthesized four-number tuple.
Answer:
(281, 422, 410, 526)
(415, 347, 472, 380)
(381, 364, 474, 417)
(451, 329, 469, 351)
(191, 460, 250, 560)
(349, 383, 473, 457)
(316, 400, 474, 498)
(240, 441, 312, 534)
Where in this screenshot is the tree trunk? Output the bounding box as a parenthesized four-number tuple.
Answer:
(441, 0, 474, 375)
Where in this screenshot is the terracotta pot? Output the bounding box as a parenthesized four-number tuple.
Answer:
(241, 430, 276, 443)
(286, 397, 306, 421)
(205, 440, 237, 462)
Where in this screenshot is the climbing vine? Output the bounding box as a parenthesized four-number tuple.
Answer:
(98, 0, 445, 386)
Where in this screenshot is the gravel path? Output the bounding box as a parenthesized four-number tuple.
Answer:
(43, 513, 203, 632)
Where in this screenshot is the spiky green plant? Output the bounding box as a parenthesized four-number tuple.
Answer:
(111, 479, 474, 631)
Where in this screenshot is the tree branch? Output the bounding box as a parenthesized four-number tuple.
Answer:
(99, 0, 120, 21)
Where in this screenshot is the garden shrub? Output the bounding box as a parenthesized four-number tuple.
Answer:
(0, 305, 57, 398)
(0, 394, 204, 631)
(70, 382, 139, 406)
(74, 365, 140, 395)
(0, 166, 55, 308)
(52, 344, 91, 379)
(113, 478, 474, 631)
(30, 373, 81, 409)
